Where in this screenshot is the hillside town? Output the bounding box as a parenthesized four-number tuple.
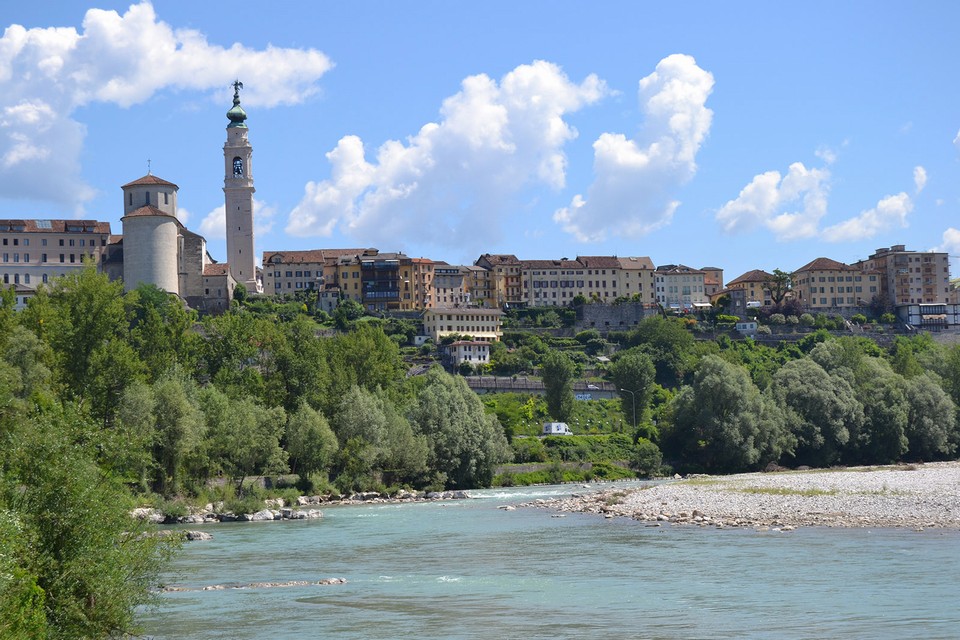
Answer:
(3, 84, 959, 349)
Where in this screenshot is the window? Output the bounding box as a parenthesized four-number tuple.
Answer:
(59, 254, 64, 263)
(41, 239, 47, 246)
(69, 239, 74, 247)
(59, 239, 64, 246)
(23, 274, 29, 284)
(42, 254, 47, 263)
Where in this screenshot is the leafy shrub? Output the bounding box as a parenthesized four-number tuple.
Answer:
(631, 439, 663, 477)
(769, 313, 786, 325)
(799, 313, 815, 327)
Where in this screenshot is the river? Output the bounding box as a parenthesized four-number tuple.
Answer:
(141, 483, 960, 639)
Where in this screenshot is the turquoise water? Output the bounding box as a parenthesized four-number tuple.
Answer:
(141, 484, 960, 639)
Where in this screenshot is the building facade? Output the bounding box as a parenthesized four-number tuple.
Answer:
(475, 254, 523, 307)
(792, 257, 878, 310)
(422, 307, 503, 342)
(854, 245, 952, 308)
(655, 264, 707, 309)
(1, 219, 112, 292)
(724, 269, 774, 315)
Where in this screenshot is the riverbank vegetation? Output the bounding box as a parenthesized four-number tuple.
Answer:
(2, 267, 960, 635)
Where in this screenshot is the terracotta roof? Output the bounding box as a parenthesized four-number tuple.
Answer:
(122, 174, 179, 189)
(263, 248, 369, 266)
(121, 205, 181, 223)
(577, 256, 621, 269)
(794, 257, 857, 273)
(727, 269, 773, 286)
(0, 219, 112, 234)
(617, 256, 654, 270)
(655, 264, 705, 275)
(203, 263, 231, 277)
(477, 253, 520, 265)
(521, 259, 583, 269)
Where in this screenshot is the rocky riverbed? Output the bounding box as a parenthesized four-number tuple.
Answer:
(531, 461, 960, 530)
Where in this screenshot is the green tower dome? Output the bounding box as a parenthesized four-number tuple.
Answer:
(227, 80, 247, 128)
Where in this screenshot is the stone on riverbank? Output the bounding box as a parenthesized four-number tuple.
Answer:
(528, 462, 960, 530)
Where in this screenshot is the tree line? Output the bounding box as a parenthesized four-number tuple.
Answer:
(2, 266, 959, 636)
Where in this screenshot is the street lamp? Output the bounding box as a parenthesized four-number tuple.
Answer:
(620, 388, 637, 431)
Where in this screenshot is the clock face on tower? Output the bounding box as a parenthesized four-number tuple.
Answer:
(233, 157, 243, 177)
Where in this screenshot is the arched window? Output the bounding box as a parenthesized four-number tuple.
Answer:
(233, 157, 243, 177)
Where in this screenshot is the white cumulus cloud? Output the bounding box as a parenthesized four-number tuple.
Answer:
(821, 192, 913, 242)
(198, 198, 277, 240)
(934, 227, 960, 257)
(0, 2, 332, 210)
(715, 162, 830, 241)
(914, 165, 927, 194)
(553, 54, 714, 242)
(286, 60, 607, 253)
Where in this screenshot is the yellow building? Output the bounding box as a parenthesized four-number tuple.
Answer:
(422, 307, 503, 342)
(793, 257, 877, 310)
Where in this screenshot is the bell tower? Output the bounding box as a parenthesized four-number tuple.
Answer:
(223, 80, 258, 293)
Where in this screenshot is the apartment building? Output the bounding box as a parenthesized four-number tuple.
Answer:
(0, 219, 113, 290)
(422, 307, 504, 342)
(853, 245, 951, 308)
(701, 267, 724, 297)
(576, 256, 623, 303)
(463, 265, 494, 308)
(793, 257, 878, 310)
(475, 254, 523, 307)
(655, 264, 708, 309)
(409, 258, 435, 310)
(432, 262, 470, 308)
(445, 340, 491, 369)
(723, 269, 774, 315)
(521, 258, 585, 306)
(617, 256, 657, 303)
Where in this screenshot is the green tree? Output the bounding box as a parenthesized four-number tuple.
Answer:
(201, 388, 287, 491)
(409, 369, 511, 488)
(763, 268, 793, 305)
(627, 316, 696, 386)
(126, 284, 199, 381)
(152, 374, 205, 495)
(667, 356, 785, 473)
(1, 406, 175, 638)
(608, 349, 656, 433)
(540, 350, 575, 422)
(333, 298, 365, 330)
(903, 373, 958, 460)
(46, 263, 128, 397)
(286, 402, 339, 482)
(770, 357, 864, 467)
(2, 325, 55, 402)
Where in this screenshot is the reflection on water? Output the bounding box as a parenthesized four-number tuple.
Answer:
(142, 482, 960, 640)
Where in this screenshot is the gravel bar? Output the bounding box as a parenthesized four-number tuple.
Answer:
(530, 461, 960, 530)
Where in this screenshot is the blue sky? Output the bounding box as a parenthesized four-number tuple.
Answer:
(1, 1, 959, 281)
